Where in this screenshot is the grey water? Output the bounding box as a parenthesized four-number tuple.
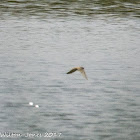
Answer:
(0, 0, 140, 140)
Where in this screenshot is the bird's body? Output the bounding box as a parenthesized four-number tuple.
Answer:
(67, 67, 88, 80)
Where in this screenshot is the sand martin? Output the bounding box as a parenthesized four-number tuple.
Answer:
(67, 67, 88, 80)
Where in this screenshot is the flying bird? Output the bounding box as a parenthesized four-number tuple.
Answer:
(67, 67, 88, 80)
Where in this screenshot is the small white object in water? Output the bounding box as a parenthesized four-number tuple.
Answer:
(29, 102, 33, 106)
(35, 105, 39, 108)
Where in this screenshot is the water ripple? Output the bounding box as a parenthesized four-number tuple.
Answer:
(0, 0, 139, 19)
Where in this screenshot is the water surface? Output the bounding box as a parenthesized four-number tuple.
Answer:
(0, 0, 140, 140)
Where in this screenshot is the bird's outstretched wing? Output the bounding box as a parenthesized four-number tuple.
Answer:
(80, 69, 88, 80)
(67, 68, 77, 74)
